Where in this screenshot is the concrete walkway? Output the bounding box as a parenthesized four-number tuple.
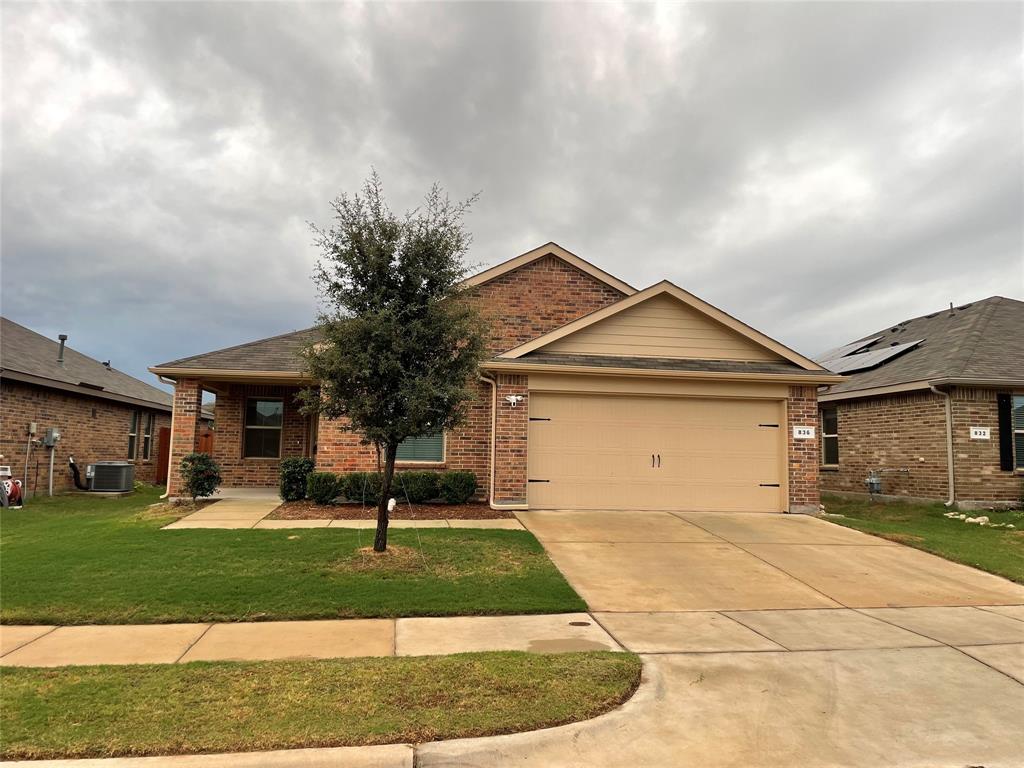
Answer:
(0, 613, 620, 667)
(162, 489, 523, 530)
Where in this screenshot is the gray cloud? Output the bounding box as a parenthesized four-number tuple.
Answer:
(3, 1, 1021, 385)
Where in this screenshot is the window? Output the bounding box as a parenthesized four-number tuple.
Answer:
(396, 432, 444, 462)
(821, 406, 838, 465)
(142, 413, 154, 460)
(244, 399, 284, 458)
(1015, 395, 1024, 470)
(127, 411, 139, 459)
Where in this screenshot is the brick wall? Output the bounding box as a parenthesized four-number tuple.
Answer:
(314, 254, 625, 500)
(492, 374, 529, 504)
(950, 387, 1022, 503)
(474, 254, 626, 355)
(819, 391, 950, 500)
(1, 380, 170, 494)
(167, 378, 203, 496)
(209, 384, 310, 488)
(787, 385, 820, 513)
(818, 387, 1022, 505)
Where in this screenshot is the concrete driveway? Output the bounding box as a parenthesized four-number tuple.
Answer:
(418, 509, 1024, 768)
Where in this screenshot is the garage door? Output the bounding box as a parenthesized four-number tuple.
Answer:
(527, 393, 785, 512)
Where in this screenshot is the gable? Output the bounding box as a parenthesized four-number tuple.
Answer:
(541, 294, 787, 362)
(498, 280, 830, 372)
(472, 254, 627, 354)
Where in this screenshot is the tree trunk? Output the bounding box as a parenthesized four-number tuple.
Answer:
(374, 442, 398, 552)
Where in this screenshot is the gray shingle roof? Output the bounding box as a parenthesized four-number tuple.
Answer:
(152, 327, 319, 372)
(1, 317, 172, 409)
(506, 352, 805, 375)
(820, 296, 1024, 395)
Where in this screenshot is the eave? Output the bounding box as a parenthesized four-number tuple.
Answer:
(1, 369, 172, 412)
(482, 359, 845, 385)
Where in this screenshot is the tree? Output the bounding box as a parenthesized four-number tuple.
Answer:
(300, 172, 488, 551)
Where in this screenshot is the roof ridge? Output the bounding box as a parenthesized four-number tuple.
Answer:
(856, 295, 1004, 341)
(154, 326, 317, 368)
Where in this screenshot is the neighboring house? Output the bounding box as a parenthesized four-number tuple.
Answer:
(151, 243, 841, 512)
(1, 317, 173, 494)
(817, 296, 1024, 509)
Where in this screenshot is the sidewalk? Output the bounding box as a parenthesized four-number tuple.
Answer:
(0, 613, 621, 667)
(161, 491, 524, 530)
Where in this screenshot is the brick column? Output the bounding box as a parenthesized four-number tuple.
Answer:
(787, 385, 820, 514)
(167, 378, 202, 497)
(492, 374, 529, 505)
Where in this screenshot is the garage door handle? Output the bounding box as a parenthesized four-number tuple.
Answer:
(657, 454, 661, 467)
(651, 454, 655, 467)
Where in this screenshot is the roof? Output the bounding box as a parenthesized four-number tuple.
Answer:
(819, 296, 1024, 399)
(498, 280, 835, 374)
(151, 327, 321, 375)
(464, 242, 637, 296)
(1, 317, 172, 411)
(499, 352, 807, 375)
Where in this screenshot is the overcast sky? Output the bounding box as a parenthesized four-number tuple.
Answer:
(3, 2, 1022, 390)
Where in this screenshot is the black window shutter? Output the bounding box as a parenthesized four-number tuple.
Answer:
(997, 393, 1013, 471)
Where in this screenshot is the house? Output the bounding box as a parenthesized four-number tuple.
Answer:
(1, 317, 173, 494)
(150, 243, 841, 512)
(817, 296, 1024, 509)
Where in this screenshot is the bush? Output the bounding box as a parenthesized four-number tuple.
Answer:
(439, 471, 477, 504)
(395, 471, 440, 504)
(306, 472, 341, 505)
(279, 457, 315, 502)
(340, 472, 383, 504)
(179, 452, 221, 502)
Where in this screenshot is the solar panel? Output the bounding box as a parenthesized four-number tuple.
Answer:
(815, 336, 883, 366)
(823, 340, 924, 374)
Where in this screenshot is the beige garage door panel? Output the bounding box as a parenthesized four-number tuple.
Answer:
(528, 393, 784, 512)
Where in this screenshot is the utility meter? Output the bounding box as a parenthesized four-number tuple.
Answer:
(42, 428, 62, 447)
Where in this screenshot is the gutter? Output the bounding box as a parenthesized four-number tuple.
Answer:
(929, 383, 956, 507)
(478, 372, 528, 512)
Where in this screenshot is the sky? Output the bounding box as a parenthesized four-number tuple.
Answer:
(3, 2, 1022, 391)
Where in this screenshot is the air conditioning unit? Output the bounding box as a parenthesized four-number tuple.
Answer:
(87, 461, 134, 492)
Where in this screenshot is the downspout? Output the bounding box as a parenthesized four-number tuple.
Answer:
(478, 372, 528, 511)
(930, 383, 956, 507)
(158, 375, 176, 500)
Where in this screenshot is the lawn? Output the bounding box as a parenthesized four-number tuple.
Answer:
(822, 494, 1024, 583)
(0, 651, 641, 760)
(0, 487, 585, 624)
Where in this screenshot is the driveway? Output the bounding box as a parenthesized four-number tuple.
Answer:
(418, 510, 1024, 768)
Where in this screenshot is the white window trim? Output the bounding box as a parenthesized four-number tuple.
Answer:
(821, 407, 839, 467)
(1014, 394, 1024, 471)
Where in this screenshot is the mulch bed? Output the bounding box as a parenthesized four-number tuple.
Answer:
(269, 500, 513, 520)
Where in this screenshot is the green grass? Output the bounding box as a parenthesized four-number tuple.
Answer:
(0, 487, 585, 624)
(0, 651, 641, 760)
(822, 494, 1024, 583)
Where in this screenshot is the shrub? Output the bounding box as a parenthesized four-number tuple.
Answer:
(340, 472, 383, 504)
(279, 457, 315, 502)
(395, 471, 440, 504)
(306, 472, 341, 505)
(439, 470, 477, 504)
(179, 452, 221, 502)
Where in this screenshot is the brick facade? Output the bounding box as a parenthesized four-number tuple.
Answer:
(208, 384, 311, 488)
(310, 254, 625, 501)
(492, 374, 530, 504)
(1, 379, 170, 494)
(786, 385, 821, 513)
(818, 387, 1022, 506)
(952, 388, 1021, 503)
